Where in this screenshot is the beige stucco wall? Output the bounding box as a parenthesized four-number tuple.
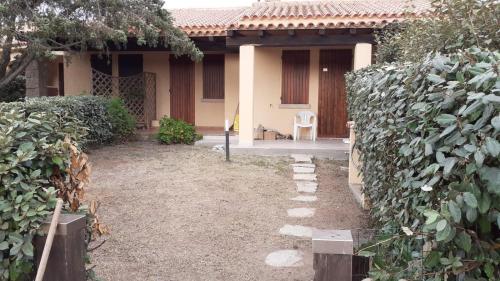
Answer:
(349, 43, 373, 188)
(143, 53, 170, 119)
(252, 47, 321, 136)
(224, 54, 240, 126)
(64, 53, 92, 95)
(194, 60, 225, 127)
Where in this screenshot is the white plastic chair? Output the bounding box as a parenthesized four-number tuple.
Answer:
(293, 111, 317, 141)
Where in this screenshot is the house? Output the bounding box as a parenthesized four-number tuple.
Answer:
(26, 0, 430, 146)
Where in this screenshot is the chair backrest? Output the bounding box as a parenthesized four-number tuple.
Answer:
(295, 111, 316, 124)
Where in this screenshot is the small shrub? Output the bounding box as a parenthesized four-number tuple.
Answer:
(157, 117, 201, 145)
(0, 105, 87, 280)
(347, 48, 499, 280)
(106, 98, 136, 140)
(4, 96, 114, 146)
(0, 76, 26, 102)
(376, 0, 499, 63)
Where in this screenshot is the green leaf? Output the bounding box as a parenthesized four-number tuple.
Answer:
(492, 116, 500, 131)
(482, 94, 500, 103)
(424, 210, 440, 225)
(485, 137, 499, 157)
(484, 263, 494, 279)
(448, 201, 461, 223)
(443, 157, 457, 177)
(439, 124, 457, 138)
(21, 241, 33, 257)
(424, 251, 441, 268)
(474, 150, 485, 167)
(51, 156, 64, 167)
(436, 219, 447, 232)
(463, 192, 478, 208)
(478, 193, 491, 214)
(357, 250, 376, 257)
(455, 231, 472, 253)
(427, 74, 445, 84)
(436, 224, 452, 242)
(434, 114, 457, 126)
(0, 241, 8, 250)
(479, 166, 500, 194)
(466, 207, 478, 223)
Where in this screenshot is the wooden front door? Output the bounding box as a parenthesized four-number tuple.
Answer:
(318, 49, 352, 138)
(170, 56, 195, 124)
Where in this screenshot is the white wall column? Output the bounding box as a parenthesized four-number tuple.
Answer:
(353, 43, 372, 70)
(238, 45, 256, 146)
(349, 43, 372, 209)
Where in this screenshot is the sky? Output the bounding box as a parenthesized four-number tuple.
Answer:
(164, 0, 256, 9)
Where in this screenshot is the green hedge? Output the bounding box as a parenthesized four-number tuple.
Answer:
(0, 106, 86, 280)
(4, 96, 135, 146)
(347, 48, 499, 280)
(0, 76, 25, 103)
(157, 117, 201, 145)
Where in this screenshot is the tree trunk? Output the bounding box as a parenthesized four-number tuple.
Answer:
(0, 53, 35, 88)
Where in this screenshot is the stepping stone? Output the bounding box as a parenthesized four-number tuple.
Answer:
(293, 166, 315, 174)
(296, 181, 318, 193)
(291, 154, 313, 163)
(293, 174, 317, 181)
(279, 224, 313, 238)
(290, 195, 318, 202)
(265, 250, 304, 267)
(287, 208, 315, 218)
(340, 166, 349, 172)
(291, 163, 315, 168)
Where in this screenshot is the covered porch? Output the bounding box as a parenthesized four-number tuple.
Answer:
(234, 39, 373, 147)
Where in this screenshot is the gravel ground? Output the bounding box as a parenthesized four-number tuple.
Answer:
(86, 141, 368, 281)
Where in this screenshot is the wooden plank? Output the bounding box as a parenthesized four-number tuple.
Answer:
(203, 54, 225, 99)
(352, 255, 370, 281)
(281, 50, 310, 104)
(313, 253, 352, 281)
(318, 49, 352, 138)
(170, 56, 195, 124)
(226, 34, 373, 47)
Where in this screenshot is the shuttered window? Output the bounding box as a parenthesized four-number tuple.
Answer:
(203, 54, 225, 99)
(281, 50, 310, 104)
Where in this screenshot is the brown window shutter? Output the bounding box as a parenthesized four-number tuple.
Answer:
(281, 50, 310, 104)
(203, 54, 225, 99)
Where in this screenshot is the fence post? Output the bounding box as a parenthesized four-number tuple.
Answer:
(313, 229, 353, 281)
(34, 214, 87, 281)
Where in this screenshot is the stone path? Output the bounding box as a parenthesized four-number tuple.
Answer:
(265, 154, 319, 268)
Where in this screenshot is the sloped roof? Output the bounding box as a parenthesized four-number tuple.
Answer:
(169, 0, 431, 36)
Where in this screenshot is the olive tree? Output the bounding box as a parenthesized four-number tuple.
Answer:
(0, 0, 201, 88)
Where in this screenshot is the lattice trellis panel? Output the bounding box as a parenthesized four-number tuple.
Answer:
(91, 69, 156, 128)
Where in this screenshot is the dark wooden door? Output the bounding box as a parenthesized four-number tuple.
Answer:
(170, 56, 195, 124)
(318, 49, 352, 138)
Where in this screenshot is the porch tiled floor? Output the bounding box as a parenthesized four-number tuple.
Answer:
(196, 135, 349, 159)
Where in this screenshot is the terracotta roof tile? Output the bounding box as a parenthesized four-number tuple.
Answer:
(169, 0, 431, 36)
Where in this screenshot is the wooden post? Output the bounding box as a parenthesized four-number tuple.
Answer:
(35, 213, 87, 281)
(313, 229, 353, 281)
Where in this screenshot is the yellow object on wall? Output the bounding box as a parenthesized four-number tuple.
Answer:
(234, 114, 239, 132)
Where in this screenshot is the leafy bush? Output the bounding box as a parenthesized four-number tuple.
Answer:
(347, 48, 499, 280)
(4, 96, 116, 146)
(0, 76, 25, 103)
(376, 0, 499, 63)
(0, 106, 88, 280)
(157, 117, 201, 145)
(106, 98, 136, 140)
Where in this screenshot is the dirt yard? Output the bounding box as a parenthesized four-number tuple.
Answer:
(86, 141, 368, 281)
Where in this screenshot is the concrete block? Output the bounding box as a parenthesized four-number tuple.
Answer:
(293, 174, 317, 181)
(296, 181, 318, 193)
(293, 166, 315, 174)
(312, 229, 353, 255)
